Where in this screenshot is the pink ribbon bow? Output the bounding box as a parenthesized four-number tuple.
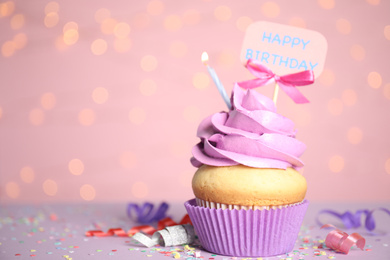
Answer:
(237, 59, 315, 104)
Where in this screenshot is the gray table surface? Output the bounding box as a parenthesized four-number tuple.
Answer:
(1, 201, 389, 260)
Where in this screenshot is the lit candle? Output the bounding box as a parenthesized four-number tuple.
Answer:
(201, 52, 231, 109)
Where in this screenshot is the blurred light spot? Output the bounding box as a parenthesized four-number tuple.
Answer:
(5, 182, 19, 199)
(261, 2, 280, 18)
(0, 106, 3, 119)
(236, 16, 253, 32)
(329, 155, 344, 173)
(44, 12, 59, 28)
(55, 35, 68, 51)
(288, 17, 306, 28)
(63, 21, 78, 33)
(384, 25, 390, 41)
(1, 41, 16, 57)
(140, 55, 158, 72)
(327, 98, 343, 115)
(63, 29, 79, 45)
(383, 83, 390, 100)
(366, 0, 380, 5)
(182, 9, 200, 25)
(91, 39, 108, 55)
(214, 5, 232, 21)
(147, 0, 164, 15)
(114, 37, 132, 53)
(13, 33, 27, 49)
(131, 181, 149, 198)
(217, 51, 235, 67)
(318, 0, 335, 9)
(42, 179, 58, 196)
(41, 92, 56, 110)
(350, 44, 365, 61)
(139, 79, 157, 96)
(78, 108, 96, 126)
(114, 22, 131, 38)
(80, 184, 96, 201)
(101, 18, 117, 34)
(192, 72, 210, 90)
(45, 1, 59, 14)
(20, 166, 35, 183)
(68, 158, 84, 175)
(29, 108, 45, 125)
(336, 18, 351, 34)
(120, 151, 137, 169)
(367, 71, 382, 89)
(10, 14, 25, 30)
(347, 127, 363, 144)
(132, 13, 150, 30)
(0, 1, 15, 17)
(164, 15, 182, 31)
(342, 89, 357, 106)
(169, 41, 187, 58)
(318, 68, 335, 86)
(92, 87, 109, 104)
(183, 105, 201, 123)
(94, 8, 110, 23)
(385, 158, 390, 175)
(128, 107, 146, 125)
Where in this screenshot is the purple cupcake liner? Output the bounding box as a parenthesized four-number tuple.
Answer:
(185, 198, 309, 257)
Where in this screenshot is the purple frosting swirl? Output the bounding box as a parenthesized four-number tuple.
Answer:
(191, 84, 306, 169)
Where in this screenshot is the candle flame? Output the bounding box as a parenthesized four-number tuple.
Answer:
(201, 52, 209, 65)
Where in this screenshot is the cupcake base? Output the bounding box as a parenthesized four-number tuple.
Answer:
(184, 198, 309, 257)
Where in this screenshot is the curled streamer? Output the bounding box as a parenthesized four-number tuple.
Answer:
(127, 202, 169, 224)
(85, 214, 192, 237)
(321, 224, 365, 254)
(317, 207, 390, 232)
(132, 224, 195, 247)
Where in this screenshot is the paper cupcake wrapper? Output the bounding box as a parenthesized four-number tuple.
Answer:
(185, 198, 309, 257)
(195, 198, 302, 210)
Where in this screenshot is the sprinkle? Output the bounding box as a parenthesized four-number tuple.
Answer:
(30, 250, 36, 252)
(365, 249, 372, 251)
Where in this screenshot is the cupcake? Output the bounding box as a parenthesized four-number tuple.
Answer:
(184, 84, 309, 257)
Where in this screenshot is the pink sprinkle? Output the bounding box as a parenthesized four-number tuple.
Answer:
(366, 249, 372, 251)
(15, 254, 21, 256)
(112, 250, 117, 252)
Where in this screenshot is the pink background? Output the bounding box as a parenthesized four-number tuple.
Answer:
(1, 0, 390, 204)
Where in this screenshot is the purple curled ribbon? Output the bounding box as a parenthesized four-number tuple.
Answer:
(127, 202, 169, 224)
(317, 208, 390, 233)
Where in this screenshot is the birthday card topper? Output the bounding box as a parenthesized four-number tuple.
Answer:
(240, 21, 328, 78)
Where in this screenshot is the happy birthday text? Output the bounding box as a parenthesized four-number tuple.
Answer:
(245, 32, 318, 71)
